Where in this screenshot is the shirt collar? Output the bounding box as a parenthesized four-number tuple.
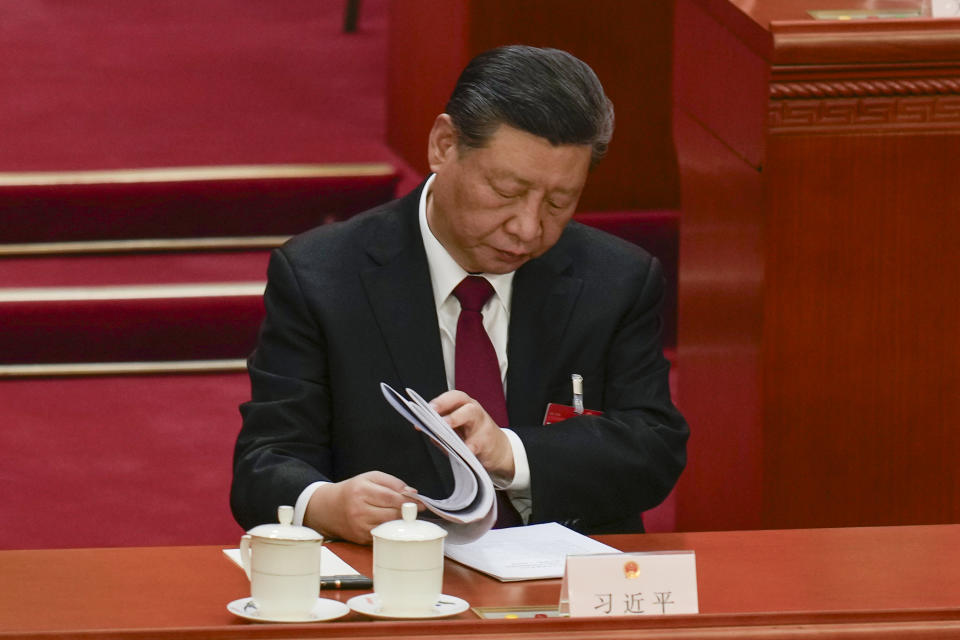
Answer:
(418, 174, 514, 310)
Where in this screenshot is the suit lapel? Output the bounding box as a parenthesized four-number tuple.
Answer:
(361, 242, 447, 399)
(359, 192, 453, 487)
(506, 244, 581, 427)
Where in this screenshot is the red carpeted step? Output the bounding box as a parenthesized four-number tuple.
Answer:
(0, 164, 399, 245)
(0, 250, 270, 288)
(0, 251, 270, 364)
(0, 371, 248, 549)
(1, 290, 264, 364)
(575, 211, 679, 349)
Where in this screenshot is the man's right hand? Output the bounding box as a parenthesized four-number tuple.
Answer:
(304, 471, 421, 544)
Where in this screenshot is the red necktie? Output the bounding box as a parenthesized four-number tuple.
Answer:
(452, 276, 522, 528)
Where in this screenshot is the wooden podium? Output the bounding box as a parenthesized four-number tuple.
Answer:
(673, 0, 960, 531)
(3, 526, 959, 637)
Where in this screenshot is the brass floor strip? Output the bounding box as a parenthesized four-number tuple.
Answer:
(0, 236, 290, 256)
(0, 163, 396, 186)
(0, 282, 265, 302)
(0, 359, 247, 378)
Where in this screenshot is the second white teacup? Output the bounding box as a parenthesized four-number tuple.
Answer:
(371, 502, 447, 615)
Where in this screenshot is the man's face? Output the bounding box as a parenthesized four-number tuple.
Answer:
(426, 116, 592, 275)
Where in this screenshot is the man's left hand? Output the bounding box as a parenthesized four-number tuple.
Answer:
(430, 390, 515, 482)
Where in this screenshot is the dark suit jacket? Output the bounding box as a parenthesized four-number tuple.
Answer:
(231, 183, 688, 535)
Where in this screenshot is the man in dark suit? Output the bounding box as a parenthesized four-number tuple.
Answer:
(231, 45, 688, 544)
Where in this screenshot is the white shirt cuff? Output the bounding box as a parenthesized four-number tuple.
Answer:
(494, 429, 530, 491)
(294, 481, 329, 526)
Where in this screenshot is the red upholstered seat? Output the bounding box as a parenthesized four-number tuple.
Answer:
(574, 211, 679, 349)
(576, 208, 682, 532)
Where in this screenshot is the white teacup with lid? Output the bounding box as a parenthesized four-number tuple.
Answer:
(239, 505, 323, 620)
(371, 502, 448, 615)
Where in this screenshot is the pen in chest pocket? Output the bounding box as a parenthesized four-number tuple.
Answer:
(571, 373, 584, 415)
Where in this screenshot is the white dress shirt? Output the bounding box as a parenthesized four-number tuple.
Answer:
(294, 175, 532, 528)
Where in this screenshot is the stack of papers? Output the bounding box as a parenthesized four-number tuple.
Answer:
(444, 522, 620, 581)
(381, 383, 496, 544)
(382, 384, 621, 580)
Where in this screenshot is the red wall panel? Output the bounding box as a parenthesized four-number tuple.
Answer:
(386, 0, 680, 211)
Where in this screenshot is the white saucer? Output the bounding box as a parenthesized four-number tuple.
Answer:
(346, 593, 470, 619)
(227, 597, 350, 623)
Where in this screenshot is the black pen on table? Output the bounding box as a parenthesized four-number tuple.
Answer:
(321, 575, 373, 590)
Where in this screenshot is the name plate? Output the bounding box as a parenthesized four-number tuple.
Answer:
(559, 551, 698, 617)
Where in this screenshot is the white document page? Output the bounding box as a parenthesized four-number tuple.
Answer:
(444, 522, 620, 581)
(222, 547, 360, 577)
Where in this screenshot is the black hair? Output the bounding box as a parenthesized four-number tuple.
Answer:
(445, 45, 615, 166)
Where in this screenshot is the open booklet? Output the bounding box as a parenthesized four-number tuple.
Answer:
(380, 383, 497, 544)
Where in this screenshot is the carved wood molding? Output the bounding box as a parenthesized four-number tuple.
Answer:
(771, 77, 960, 99)
(769, 95, 960, 133)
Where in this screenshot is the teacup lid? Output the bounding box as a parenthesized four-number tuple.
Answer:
(371, 502, 447, 542)
(245, 505, 322, 541)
